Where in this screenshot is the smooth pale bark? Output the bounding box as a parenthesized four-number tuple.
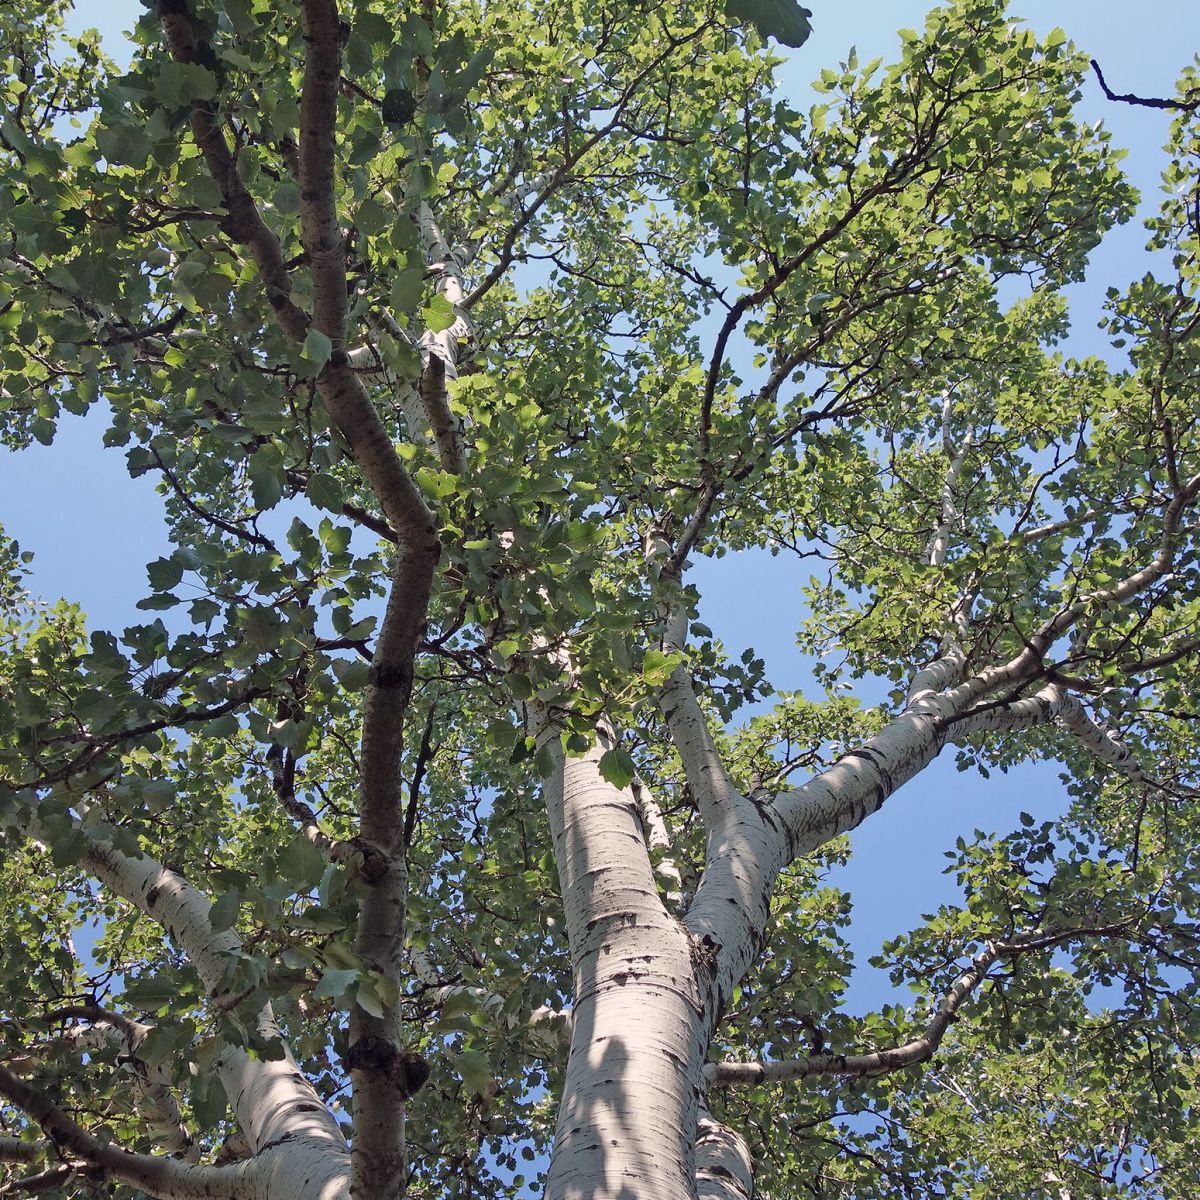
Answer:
(631, 775, 686, 908)
(82, 841, 345, 1155)
(77, 839, 351, 1199)
(540, 683, 964, 1199)
(694, 1106, 754, 1200)
(58, 1010, 195, 1158)
(541, 733, 710, 1200)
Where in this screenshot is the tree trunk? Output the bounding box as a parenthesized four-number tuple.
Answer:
(542, 733, 711, 1200)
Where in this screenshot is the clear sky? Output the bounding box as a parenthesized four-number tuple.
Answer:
(5, 1, 1200, 1013)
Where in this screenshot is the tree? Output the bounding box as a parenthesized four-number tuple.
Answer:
(1, 0, 1198, 1196)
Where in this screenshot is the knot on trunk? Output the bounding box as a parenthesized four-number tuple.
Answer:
(369, 660, 412, 691)
(689, 931, 721, 979)
(345, 1035, 430, 1099)
(347, 836, 391, 884)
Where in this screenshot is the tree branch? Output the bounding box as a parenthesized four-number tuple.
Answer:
(299, 0, 347, 343)
(954, 472, 1200, 702)
(64, 832, 347, 1163)
(658, 597, 739, 829)
(705, 928, 1103, 1088)
(630, 775, 686, 908)
(1091, 60, 1200, 113)
(0, 1062, 247, 1200)
(154, 0, 309, 341)
(0, 1139, 40, 1166)
(49, 1005, 193, 1160)
(694, 1103, 753, 1199)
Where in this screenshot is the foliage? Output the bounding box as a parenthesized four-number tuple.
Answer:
(1, 0, 1199, 1197)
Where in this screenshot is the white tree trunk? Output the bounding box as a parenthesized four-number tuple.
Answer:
(541, 734, 711, 1200)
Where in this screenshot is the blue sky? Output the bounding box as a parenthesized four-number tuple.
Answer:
(5, 1, 1200, 1013)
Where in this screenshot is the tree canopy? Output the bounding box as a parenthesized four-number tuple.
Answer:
(1, 1, 1199, 1197)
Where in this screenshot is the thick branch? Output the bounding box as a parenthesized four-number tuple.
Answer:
(658, 600, 739, 830)
(299, 0, 347, 342)
(925, 400, 973, 568)
(71, 835, 346, 1162)
(694, 1105, 753, 1200)
(0, 1063, 246, 1200)
(0, 1139, 40, 1165)
(52, 1007, 193, 1159)
(948, 683, 1064, 739)
(631, 775, 686, 908)
(155, 1, 308, 341)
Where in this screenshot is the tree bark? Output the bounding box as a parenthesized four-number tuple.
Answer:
(541, 732, 710, 1200)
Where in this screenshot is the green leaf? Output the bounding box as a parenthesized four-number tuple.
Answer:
(279, 833, 327, 887)
(534, 744, 557, 778)
(124, 975, 180, 1011)
(190, 1071, 228, 1131)
(250, 473, 284, 513)
(453, 1047, 493, 1093)
(598, 746, 635, 790)
(390, 266, 425, 314)
(332, 658, 371, 690)
(306, 473, 344, 513)
(642, 648, 681, 688)
(724, 0, 813, 47)
(422, 293, 457, 333)
(355, 198, 390, 236)
(319, 518, 353, 554)
(50, 827, 87, 868)
(239, 607, 283, 653)
(209, 889, 240, 933)
(273, 181, 300, 214)
(313, 966, 359, 1002)
(156, 61, 219, 105)
(303, 327, 333, 368)
(146, 557, 183, 591)
(382, 87, 417, 126)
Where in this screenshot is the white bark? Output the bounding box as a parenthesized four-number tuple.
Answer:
(924, 398, 973, 568)
(660, 603, 741, 827)
(540, 731, 710, 1200)
(949, 683, 1065, 738)
(418, 203, 472, 377)
(352, 313, 429, 443)
(0, 829, 351, 1200)
(694, 1105, 753, 1199)
(631, 775, 686, 908)
(951, 687, 1174, 794)
(60, 1012, 195, 1159)
(80, 841, 346, 1162)
(1055, 695, 1159, 786)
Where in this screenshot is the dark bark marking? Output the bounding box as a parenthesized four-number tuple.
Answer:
(368, 660, 412, 690)
(344, 1035, 430, 1099)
